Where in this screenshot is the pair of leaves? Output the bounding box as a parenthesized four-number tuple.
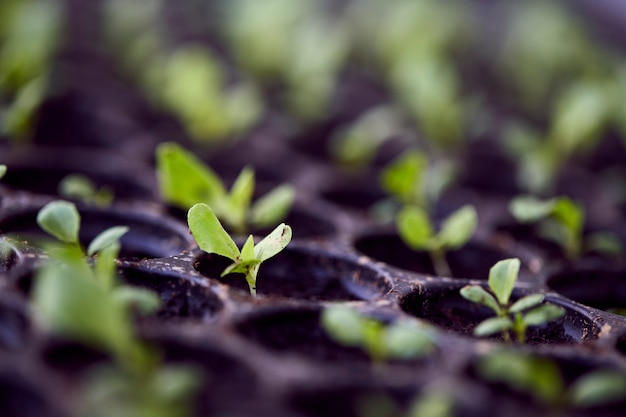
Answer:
(187, 203, 292, 294)
(58, 174, 113, 207)
(321, 305, 434, 362)
(397, 204, 477, 253)
(156, 142, 294, 233)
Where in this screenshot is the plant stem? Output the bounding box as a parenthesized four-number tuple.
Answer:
(430, 248, 452, 277)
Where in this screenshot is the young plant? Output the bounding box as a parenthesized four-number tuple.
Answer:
(460, 258, 565, 343)
(478, 351, 626, 409)
(187, 203, 292, 296)
(321, 305, 435, 365)
(510, 195, 621, 260)
(396, 204, 477, 277)
(58, 174, 113, 207)
(157, 142, 295, 235)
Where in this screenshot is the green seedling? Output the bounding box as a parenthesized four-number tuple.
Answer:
(460, 258, 565, 344)
(187, 203, 292, 296)
(0, 164, 6, 179)
(157, 142, 294, 235)
(478, 351, 626, 409)
(396, 204, 477, 277)
(321, 305, 435, 365)
(510, 195, 621, 260)
(58, 174, 113, 207)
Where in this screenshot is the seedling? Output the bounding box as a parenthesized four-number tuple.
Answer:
(510, 195, 621, 260)
(0, 164, 5, 179)
(187, 203, 292, 295)
(157, 142, 295, 235)
(396, 204, 477, 277)
(460, 258, 565, 343)
(478, 351, 626, 409)
(321, 305, 435, 365)
(58, 174, 113, 207)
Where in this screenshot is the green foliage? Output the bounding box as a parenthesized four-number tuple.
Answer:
(321, 305, 435, 364)
(510, 195, 621, 260)
(59, 174, 113, 207)
(478, 351, 626, 409)
(0, 164, 5, 179)
(460, 259, 565, 343)
(187, 203, 292, 295)
(37, 200, 81, 244)
(157, 142, 294, 234)
(396, 204, 477, 276)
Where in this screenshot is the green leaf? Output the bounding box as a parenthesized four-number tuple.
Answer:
(240, 235, 255, 260)
(396, 205, 434, 251)
(112, 286, 161, 316)
(94, 243, 120, 290)
(488, 258, 520, 305)
(474, 317, 513, 337)
(460, 285, 501, 314)
(569, 371, 626, 408)
(510, 294, 545, 313)
(87, 226, 129, 256)
(438, 205, 477, 249)
(0, 165, 6, 180)
(552, 197, 583, 237)
(37, 200, 81, 244)
(250, 184, 295, 228)
(509, 196, 555, 223)
(523, 304, 565, 327)
(408, 392, 454, 417)
(380, 150, 428, 205)
(585, 231, 622, 256)
(227, 166, 255, 227)
(321, 306, 365, 346)
(187, 203, 239, 261)
(221, 258, 260, 276)
(384, 322, 434, 359)
(58, 174, 96, 199)
(253, 223, 292, 262)
(156, 142, 226, 209)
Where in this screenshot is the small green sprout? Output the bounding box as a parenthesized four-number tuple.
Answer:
(478, 351, 626, 409)
(58, 174, 113, 207)
(460, 258, 565, 344)
(510, 195, 621, 260)
(321, 305, 435, 365)
(396, 204, 477, 277)
(157, 142, 295, 235)
(187, 203, 292, 296)
(0, 164, 6, 179)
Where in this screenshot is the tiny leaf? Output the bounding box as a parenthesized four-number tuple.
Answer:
(241, 235, 255, 260)
(460, 285, 501, 314)
(87, 226, 129, 256)
(321, 306, 365, 346)
(474, 317, 513, 337)
(552, 197, 583, 237)
(112, 286, 161, 316)
(438, 205, 477, 249)
(227, 166, 255, 225)
(396, 205, 434, 251)
(253, 223, 292, 262)
(37, 200, 81, 244)
(510, 196, 556, 223)
(188, 203, 239, 261)
(523, 304, 565, 327)
(250, 184, 295, 228)
(0, 165, 6, 180)
(384, 322, 434, 359)
(380, 150, 428, 205)
(488, 258, 520, 305)
(569, 371, 626, 407)
(510, 294, 545, 313)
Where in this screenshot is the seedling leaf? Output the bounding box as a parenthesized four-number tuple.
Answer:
(552, 197, 583, 236)
(321, 306, 365, 346)
(384, 323, 433, 359)
(188, 203, 239, 261)
(460, 285, 501, 314)
(488, 258, 520, 305)
(0, 165, 6, 179)
(241, 235, 255, 260)
(37, 200, 81, 244)
(228, 166, 255, 225)
(112, 286, 161, 316)
(250, 184, 295, 228)
(510, 196, 555, 223)
(438, 205, 477, 249)
(221, 259, 260, 276)
(510, 293, 545, 313)
(380, 150, 428, 204)
(156, 142, 226, 209)
(87, 226, 129, 256)
(253, 223, 292, 262)
(569, 371, 626, 407)
(397, 205, 434, 250)
(474, 317, 513, 337)
(522, 304, 565, 326)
